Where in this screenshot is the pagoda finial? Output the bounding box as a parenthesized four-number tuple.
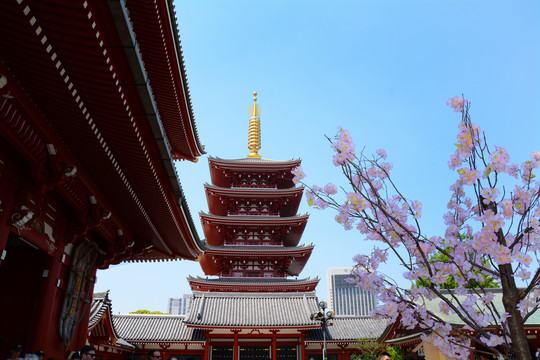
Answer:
(247, 91, 262, 158)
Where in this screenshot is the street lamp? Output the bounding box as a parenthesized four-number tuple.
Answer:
(310, 300, 335, 360)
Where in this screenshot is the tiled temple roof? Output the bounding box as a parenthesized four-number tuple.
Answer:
(204, 183, 304, 195)
(90, 292, 136, 349)
(204, 244, 314, 253)
(183, 291, 320, 328)
(200, 212, 309, 224)
(89, 291, 112, 329)
(305, 316, 389, 341)
(187, 276, 319, 286)
(209, 156, 301, 165)
(113, 314, 205, 342)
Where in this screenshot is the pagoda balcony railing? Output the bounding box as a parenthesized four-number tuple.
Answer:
(225, 213, 281, 217)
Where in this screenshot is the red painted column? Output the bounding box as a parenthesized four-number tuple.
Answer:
(233, 331, 239, 360)
(272, 331, 277, 360)
(26, 242, 66, 358)
(203, 338, 209, 360)
(300, 334, 306, 360)
(339, 346, 347, 360)
(0, 150, 18, 267)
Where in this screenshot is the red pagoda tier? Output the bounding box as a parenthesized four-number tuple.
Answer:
(208, 156, 301, 189)
(199, 244, 314, 277)
(200, 212, 308, 247)
(191, 93, 318, 293)
(204, 183, 304, 217)
(187, 276, 319, 293)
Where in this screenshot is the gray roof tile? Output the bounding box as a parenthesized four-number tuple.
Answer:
(204, 244, 313, 252)
(89, 291, 112, 329)
(209, 156, 301, 165)
(113, 314, 205, 342)
(184, 291, 319, 327)
(187, 276, 319, 286)
(305, 316, 390, 341)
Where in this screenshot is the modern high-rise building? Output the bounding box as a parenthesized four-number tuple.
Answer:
(167, 294, 192, 315)
(327, 267, 376, 316)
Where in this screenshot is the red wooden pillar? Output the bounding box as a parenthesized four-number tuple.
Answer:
(0, 151, 18, 267)
(26, 244, 66, 357)
(272, 330, 277, 360)
(300, 333, 306, 360)
(233, 330, 239, 360)
(338, 344, 347, 360)
(203, 338, 209, 360)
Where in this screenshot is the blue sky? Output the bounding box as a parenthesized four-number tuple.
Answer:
(95, 0, 540, 314)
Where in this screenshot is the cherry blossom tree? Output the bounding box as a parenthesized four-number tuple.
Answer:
(293, 98, 540, 360)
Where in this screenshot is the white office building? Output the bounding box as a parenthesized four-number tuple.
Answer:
(167, 294, 192, 315)
(327, 267, 376, 316)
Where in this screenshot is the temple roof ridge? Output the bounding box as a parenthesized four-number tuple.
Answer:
(199, 212, 309, 221)
(204, 183, 304, 193)
(204, 243, 314, 252)
(191, 290, 317, 298)
(208, 155, 301, 165)
(187, 275, 319, 283)
(114, 313, 186, 318)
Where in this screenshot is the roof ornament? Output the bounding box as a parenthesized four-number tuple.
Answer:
(247, 91, 262, 158)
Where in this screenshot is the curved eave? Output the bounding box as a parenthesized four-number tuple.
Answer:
(199, 245, 313, 276)
(125, 0, 205, 160)
(184, 324, 320, 330)
(200, 213, 308, 225)
(204, 244, 314, 255)
(108, 0, 205, 257)
(0, 0, 203, 261)
(187, 277, 319, 293)
(204, 183, 304, 197)
(208, 156, 302, 169)
(205, 183, 303, 217)
(200, 213, 308, 247)
(208, 157, 300, 189)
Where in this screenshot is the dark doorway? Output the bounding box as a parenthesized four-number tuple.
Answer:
(0, 234, 47, 357)
(277, 346, 297, 360)
(212, 346, 233, 360)
(239, 346, 270, 360)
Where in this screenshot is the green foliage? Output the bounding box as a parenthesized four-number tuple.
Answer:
(386, 347, 402, 360)
(352, 338, 402, 360)
(129, 309, 171, 314)
(415, 246, 499, 290)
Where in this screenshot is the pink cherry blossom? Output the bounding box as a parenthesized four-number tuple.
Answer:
(447, 96, 468, 112)
(301, 101, 540, 358)
(291, 165, 306, 184)
(323, 183, 338, 195)
(376, 148, 387, 159)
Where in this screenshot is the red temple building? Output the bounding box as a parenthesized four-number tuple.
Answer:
(0, 0, 205, 358)
(88, 95, 387, 360)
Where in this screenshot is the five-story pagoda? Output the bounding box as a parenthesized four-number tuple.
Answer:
(188, 93, 318, 293)
(184, 93, 321, 360)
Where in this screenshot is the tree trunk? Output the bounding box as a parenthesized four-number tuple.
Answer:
(499, 263, 532, 360)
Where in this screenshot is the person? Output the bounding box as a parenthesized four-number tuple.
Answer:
(8, 344, 23, 360)
(148, 351, 161, 360)
(379, 352, 391, 360)
(80, 346, 96, 360)
(34, 351, 44, 360)
(68, 352, 81, 360)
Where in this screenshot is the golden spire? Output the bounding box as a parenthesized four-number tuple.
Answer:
(247, 91, 262, 158)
